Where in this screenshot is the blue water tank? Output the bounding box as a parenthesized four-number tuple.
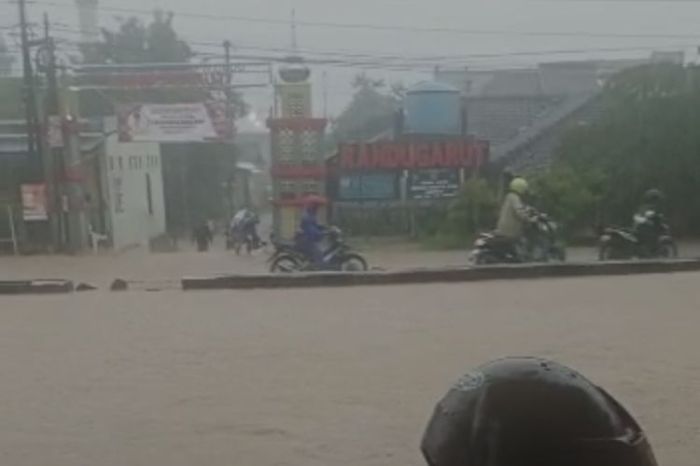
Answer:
(403, 81, 462, 136)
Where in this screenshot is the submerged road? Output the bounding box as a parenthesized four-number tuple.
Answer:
(0, 271, 698, 466)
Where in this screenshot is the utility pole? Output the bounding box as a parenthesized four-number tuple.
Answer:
(223, 40, 236, 215)
(43, 13, 65, 251)
(322, 70, 328, 118)
(17, 0, 39, 177)
(223, 40, 234, 140)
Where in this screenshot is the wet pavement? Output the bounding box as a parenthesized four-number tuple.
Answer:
(1, 237, 700, 288)
(0, 240, 699, 466)
(0, 272, 698, 466)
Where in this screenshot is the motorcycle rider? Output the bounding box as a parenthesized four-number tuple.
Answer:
(633, 189, 665, 252)
(495, 177, 535, 258)
(297, 197, 327, 267)
(421, 357, 658, 466)
(230, 207, 261, 249)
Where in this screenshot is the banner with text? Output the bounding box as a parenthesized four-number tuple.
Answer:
(117, 102, 231, 143)
(337, 139, 489, 171)
(21, 183, 48, 221)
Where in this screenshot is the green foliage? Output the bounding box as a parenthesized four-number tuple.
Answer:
(552, 63, 700, 234)
(529, 165, 603, 235)
(425, 178, 499, 249)
(0, 34, 14, 76)
(81, 11, 191, 64)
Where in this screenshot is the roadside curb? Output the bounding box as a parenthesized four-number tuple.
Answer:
(181, 259, 700, 290)
(0, 280, 75, 295)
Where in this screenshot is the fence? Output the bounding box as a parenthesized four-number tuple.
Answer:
(0, 205, 19, 255)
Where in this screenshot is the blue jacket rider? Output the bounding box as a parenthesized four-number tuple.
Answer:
(298, 199, 326, 264)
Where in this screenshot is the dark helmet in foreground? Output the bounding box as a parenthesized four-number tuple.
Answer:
(421, 357, 657, 466)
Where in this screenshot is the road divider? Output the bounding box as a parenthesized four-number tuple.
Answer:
(181, 259, 700, 290)
(0, 279, 74, 295)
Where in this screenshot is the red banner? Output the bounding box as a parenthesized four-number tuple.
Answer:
(338, 140, 488, 171)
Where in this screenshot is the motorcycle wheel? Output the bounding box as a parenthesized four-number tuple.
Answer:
(551, 247, 567, 262)
(598, 244, 614, 261)
(658, 242, 679, 259)
(339, 254, 368, 272)
(473, 251, 501, 265)
(270, 255, 302, 273)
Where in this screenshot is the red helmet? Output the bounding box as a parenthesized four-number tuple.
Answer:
(302, 194, 327, 209)
(421, 357, 657, 466)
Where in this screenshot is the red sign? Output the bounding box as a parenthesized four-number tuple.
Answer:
(338, 140, 488, 171)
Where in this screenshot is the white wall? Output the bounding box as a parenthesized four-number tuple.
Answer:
(104, 133, 166, 250)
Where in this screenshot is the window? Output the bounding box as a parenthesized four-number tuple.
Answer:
(275, 129, 295, 162)
(300, 179, 320, 195)
(300, 131, 319, 162)
(279, 180, 296, 200)
(145, 173, 154, 215)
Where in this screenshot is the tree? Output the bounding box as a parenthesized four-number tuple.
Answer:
(78, 11, 247, 118)
(82, 11, 191, 64)
(332, 73, 401, 142)
(549, 63, 700, 234)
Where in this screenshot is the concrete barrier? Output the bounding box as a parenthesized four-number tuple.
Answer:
(0, 279, 74, 295)
(182, 259, 700, 291)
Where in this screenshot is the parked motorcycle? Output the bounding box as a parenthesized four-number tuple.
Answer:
(470, 209, 566, 265)
(268, 226, 368, 273)
(598, 210, 678, 260)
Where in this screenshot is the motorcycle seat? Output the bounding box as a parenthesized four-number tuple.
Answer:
(604, 228, 638, 242)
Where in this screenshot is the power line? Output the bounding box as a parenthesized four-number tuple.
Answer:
(29, 0, 700, 40)
(48, 23, 696, 67)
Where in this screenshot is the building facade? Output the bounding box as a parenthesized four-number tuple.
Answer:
(268, 63, 327, 240)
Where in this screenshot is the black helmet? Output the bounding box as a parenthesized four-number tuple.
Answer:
(421, 357, 657, 466)
(643, 189, 664, 205)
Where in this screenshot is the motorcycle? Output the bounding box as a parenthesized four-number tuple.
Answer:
(598, 210, 678, 260)
(226, 228, 263, 255)
(470, 209, 566, 265)
(268, 226, 368, 273)
(226, 216, 263, 255)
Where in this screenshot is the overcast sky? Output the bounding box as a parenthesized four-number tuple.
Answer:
(8, 0, 700, 121)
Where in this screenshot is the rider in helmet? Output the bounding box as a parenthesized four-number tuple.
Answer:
(421, 357, 658, 466)
(638, 189, 664, 215)
(230, 206, 261, 249)
(634, 188, 666, 250)
(495, 177, 534, 255)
